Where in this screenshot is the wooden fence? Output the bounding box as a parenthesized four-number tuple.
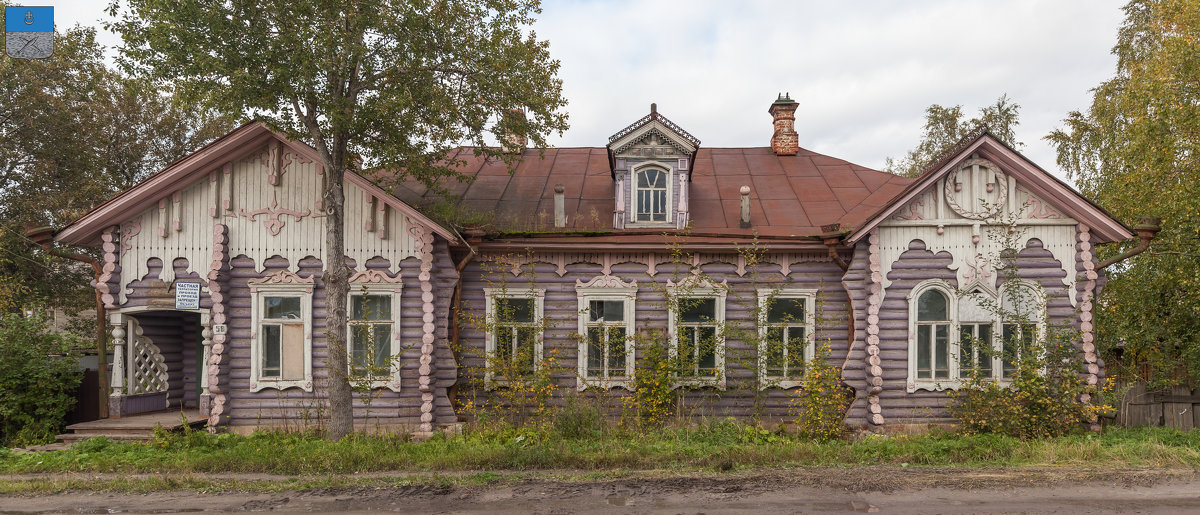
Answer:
(1113, 382, 1200, 430)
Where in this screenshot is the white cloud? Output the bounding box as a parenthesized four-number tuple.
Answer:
(44, 0, 1126, 184)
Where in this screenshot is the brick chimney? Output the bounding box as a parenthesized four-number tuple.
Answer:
(502, 108, 527, 153)
(768, 93, 798, 156)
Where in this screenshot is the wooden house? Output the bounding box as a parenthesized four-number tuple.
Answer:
(53, 96, 1134, 432)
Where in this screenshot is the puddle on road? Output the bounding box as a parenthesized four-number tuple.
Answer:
(606, 495, 630, 507)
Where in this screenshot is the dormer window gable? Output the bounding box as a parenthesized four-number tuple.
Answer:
(606, 103, 700, 230)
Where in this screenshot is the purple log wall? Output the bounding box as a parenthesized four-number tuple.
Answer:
(841, 241, 871, 426)
(875, 237, 1081, 425)
(218, 239, 458, 431)
(455, 253, 851, 421)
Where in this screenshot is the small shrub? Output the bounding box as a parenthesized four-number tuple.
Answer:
(552, 394, 607, 439)
(624, 330, 676, 427)
(791, 340, 851, 440)
(0, 313, 83, 447)
(949, 327, 1104, 438)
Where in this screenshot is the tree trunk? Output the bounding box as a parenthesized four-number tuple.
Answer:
(324, 163, 353, 440)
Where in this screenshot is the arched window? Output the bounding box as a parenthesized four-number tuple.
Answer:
(914, 288, 951, 381)
(635, 167, 668, 222)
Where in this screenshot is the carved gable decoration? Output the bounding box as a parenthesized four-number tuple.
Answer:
(607, 106, 700, 158)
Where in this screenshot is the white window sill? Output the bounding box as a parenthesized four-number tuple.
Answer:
(907, 378, 1012, 393)
(251, 378, 313, 392)
(577, 378, 634, 391)
(672, 377, 726, 390)
(348, 377, 402, 392)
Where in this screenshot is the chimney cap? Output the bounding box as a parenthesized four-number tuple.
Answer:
(773, 92, 796, 104)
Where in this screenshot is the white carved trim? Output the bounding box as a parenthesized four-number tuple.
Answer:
(575, 274, 638, 290)
(349, 269, 403, 284)
(756, 288, 817, 390)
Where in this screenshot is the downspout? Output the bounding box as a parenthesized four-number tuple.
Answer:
(447, 228, 480, 414)
(25, 226, 109, 419)
(1097, 217, 1161, 270)
(819, 223, 850, 272)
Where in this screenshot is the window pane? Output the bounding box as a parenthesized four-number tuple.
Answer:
(916, 325, 931, 379)
(678, 327, 696, 376)
(372, 324, 391, 367)
(281, 324, 305, 380)
(496, 327, 514, 365)
(517, 327, 536, 372)
(697, 327, 717, 374)
(608, 327, 627, 376)
(959, 325, 975, 377)
(653, 190, 666, 221)
(351, 325, 372, 369)
(587, 327, 604, 376)
(638, 170, 651, 187)
(352, 295, 391, 321)
(934, 324, 949, 379)
(979, 324, 993, 376)
(765, 327, 785, 376)
(262, 324, 281, 378)
(1002, 324, 1019, 378)
(787, 326, 807, 375)
(497, 297, 535, 323)
(265, 296, 301, 319)
(679, 297, 716, 322)
(589, 300, 625, 322)
(917, 290, 948, 321)
(768, 298, 806, 323)
(638, 191, 651, 220)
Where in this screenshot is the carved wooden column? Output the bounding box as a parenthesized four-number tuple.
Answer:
(199, 312, 213, 416)
(108, 312, 128, 418)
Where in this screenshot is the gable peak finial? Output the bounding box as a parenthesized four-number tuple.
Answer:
(650, 102, 657, 114)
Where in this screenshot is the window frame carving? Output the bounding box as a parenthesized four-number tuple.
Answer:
(249, 280, 314, 392)
(756, 288, 817, 390)
(347, 281, 404, 392)
(575, 276, 637, 391)
(483, 287, 545, 386)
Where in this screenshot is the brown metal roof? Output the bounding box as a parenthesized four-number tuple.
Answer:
(388, 146, 912, 238)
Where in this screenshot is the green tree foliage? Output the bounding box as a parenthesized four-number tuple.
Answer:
(0, 313, 83, 446)
(886, 94, 1023, 178)
(0, 23, 231, 315)
(107, 0, 570, 439)
(1046, 0, 1200, 386)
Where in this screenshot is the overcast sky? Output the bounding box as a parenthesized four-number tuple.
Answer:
(44, 0, 1127, 184)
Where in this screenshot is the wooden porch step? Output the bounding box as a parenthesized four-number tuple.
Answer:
(58, 409, 205, 444)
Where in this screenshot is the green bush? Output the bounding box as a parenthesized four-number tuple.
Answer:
(949, 327, 1102, 439)
(0, 313, 83, 446)
(791, 341, 851, 440)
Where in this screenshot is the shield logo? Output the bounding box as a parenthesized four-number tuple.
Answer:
(5, 6, 54, 59)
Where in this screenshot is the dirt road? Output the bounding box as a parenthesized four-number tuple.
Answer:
(2, 467, 1198, 514)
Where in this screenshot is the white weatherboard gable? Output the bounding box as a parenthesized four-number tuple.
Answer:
(877, 161, 1079, 306)
(117, 140, 427, 303)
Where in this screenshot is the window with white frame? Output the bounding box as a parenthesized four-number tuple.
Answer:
(484, 288, 544, 383)
(633, 165, 669, 223)
(907, 280, 1046, 391)
(669, 283, 726, 386)
(348, 284, 403, 391)
(576, 281, 636, 389)
(250, 282, 313, 392)
(999, 282, 1044, 379)
(913, 285, 953, 383)
(757, 289, 816, 389)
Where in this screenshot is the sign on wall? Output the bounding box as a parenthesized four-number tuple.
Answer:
(175, 282, 201, 310)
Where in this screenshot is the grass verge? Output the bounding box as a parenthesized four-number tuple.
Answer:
(1, 424, 1197, 476)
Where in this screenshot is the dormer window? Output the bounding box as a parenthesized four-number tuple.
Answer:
(635, 166, 669, 223)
